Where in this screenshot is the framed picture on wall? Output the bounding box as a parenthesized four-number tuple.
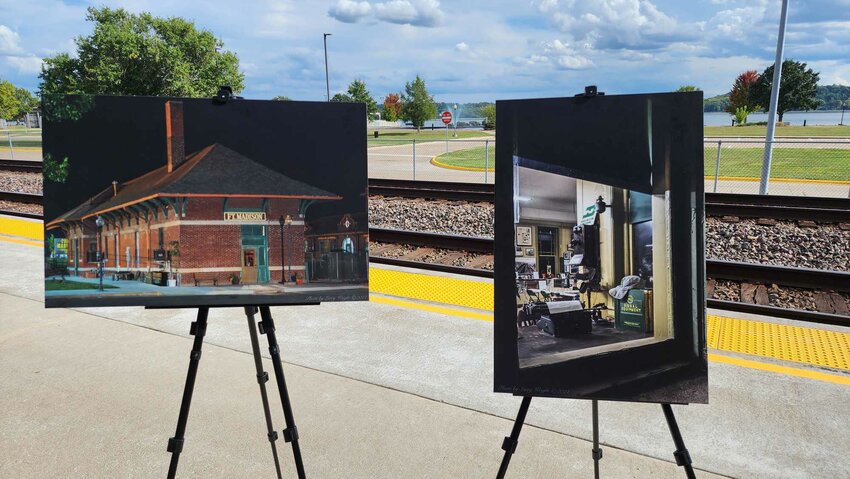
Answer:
(516, 226, 532, 246)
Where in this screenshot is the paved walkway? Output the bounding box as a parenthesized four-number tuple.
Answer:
(2, 239, 849, 477)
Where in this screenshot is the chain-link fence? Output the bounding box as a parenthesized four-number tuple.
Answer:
(705, 139, 850, 198)
(0, 126, 42, 162)
(369, 137, 850, 198)
(369, 137, 495, 184)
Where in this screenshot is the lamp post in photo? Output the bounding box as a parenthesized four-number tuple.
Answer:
(278, 214, 293, 284)
(95, 215, 104, 291)
(285, 215, 293, 282)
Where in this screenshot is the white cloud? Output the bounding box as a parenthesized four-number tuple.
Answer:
(328, 0, 444, 27)
(536, 0, 697, 50)
(0, 25, 23, 55)
(328, 0, 373, 23)
(519, 39, 594, 70)
(455, 42, 469, 52)
(6, 55, 43, 74)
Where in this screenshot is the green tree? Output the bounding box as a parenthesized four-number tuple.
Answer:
(39, 7, 244, 97)
(346, 79, 377, 116)
(481, 103, 496, 130)
(749, 59, 820, 122)
(401, 75, 436, 131)
(11, 87, 38, 118)
(331, 93, 353, 103)
(272, 95, 292, 101)
(726, 70, 760, 114)
(0, 81, 18, 119)
(676, 85, 700, 92)
(382, 93, 401, 121)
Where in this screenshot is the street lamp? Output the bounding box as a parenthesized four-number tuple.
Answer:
(452, 103, 458, 137)
(95, 215, 104, 291)
(840, 102, 847, 126)
(323, 33, 332, 102)
(278, 214, 293, 284)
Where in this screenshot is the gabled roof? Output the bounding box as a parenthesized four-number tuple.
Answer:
(47, 143, 341, 228)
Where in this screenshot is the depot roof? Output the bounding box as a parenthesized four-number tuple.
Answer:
(47, 143, 341, 229)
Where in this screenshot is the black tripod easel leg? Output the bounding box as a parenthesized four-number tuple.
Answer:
(245, 306, 283, 479)
(661, 404, 697, 479)
(259, 306, 306, 479)
(496, 396, 532, 479)
(166, 307, 209, 479)
(592, 400, 603, 479)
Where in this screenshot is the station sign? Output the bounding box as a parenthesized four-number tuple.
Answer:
(223, 211, 267, 221)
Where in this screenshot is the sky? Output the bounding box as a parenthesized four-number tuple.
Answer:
(0, 0, 848, 103)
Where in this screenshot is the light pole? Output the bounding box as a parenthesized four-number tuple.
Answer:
(841, 103, 847, 126)
(323, 33, 332, 102)
(452, 103, 458, 137)
(95, 215, 104, 291)
(759, 0, 789, 195)
(286, 215, 293, 282)
(278, 215, 292, 283)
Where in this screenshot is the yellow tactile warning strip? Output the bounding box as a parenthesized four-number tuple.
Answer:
(0, 215, 43, 242)
(369, 267, 494, 312)
(708, 315, 850, 372)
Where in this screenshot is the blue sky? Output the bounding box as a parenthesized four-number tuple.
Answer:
(0, 0, 848, 103)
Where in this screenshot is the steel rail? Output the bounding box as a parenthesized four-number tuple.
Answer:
(0, 159, 43, 172)
(0, 190, 42, 204)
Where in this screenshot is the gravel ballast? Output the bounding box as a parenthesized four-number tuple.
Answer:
(706, 217, 850, 272)
(0, 172, 42, 194)
(369, 196, 493, 238)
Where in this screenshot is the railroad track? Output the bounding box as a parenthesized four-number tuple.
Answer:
(0, 190, 42, 203)
(705, 193, 850, 223)
(368, 179, 493, 203)
(0, 159, 42, 173)
(367, 179, 850, 223)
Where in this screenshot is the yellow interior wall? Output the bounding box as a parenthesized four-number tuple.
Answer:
(575, 179, 614, 309)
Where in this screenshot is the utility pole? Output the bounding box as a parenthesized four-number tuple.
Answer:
(323, 33, 332, 102)
(759, 0, 789, 195)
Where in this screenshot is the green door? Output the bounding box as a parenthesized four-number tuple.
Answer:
(240, 225, 270, 283)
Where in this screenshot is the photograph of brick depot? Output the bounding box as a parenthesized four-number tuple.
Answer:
(43, 95, 368, 308)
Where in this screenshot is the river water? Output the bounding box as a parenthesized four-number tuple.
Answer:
(704, 110, 848, 126)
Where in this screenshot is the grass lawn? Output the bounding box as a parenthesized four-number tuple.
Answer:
(45, 279, 118, 291)
(368, 128, 493, 146)
(705, 125, 850, 137)
(704, 146, 850, 181)
(432, 146, 496, 170)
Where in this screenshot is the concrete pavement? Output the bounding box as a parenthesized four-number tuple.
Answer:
(2, 240, 850, 478)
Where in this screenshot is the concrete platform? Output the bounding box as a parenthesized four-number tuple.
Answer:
(2, 239, 850, 478)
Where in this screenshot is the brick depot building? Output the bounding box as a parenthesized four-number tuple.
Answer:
(46, 101, 343, 286)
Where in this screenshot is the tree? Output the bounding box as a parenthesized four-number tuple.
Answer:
(726, 70, 760, 114)
(401, 75, 436, 131)
(749, 59, 820, 122)
(481, 103, 496, 130)
(272, 95, 292, 101)
(345, 79, 377, 116)
(382, 93, 402, 121)
(676, 85, 700, 92)
(39, 7, 244, 97)
(330, 93, 353, 103)
(0, 81, 18, 119)
(13, 87, 38, 116)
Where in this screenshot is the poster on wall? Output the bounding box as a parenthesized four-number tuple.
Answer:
(42, 94, 368, 308)
(493, 91, 707, 403)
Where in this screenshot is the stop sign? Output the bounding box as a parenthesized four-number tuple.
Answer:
(441, 111, 453, 125)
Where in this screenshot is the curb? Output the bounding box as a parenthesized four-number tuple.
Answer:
(430, 155, 495, 173)
(704, 175, 850, 186)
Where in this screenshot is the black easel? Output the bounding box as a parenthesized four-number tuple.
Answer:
(165, 305, 306, 479)
(496, 397, 696, 478)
